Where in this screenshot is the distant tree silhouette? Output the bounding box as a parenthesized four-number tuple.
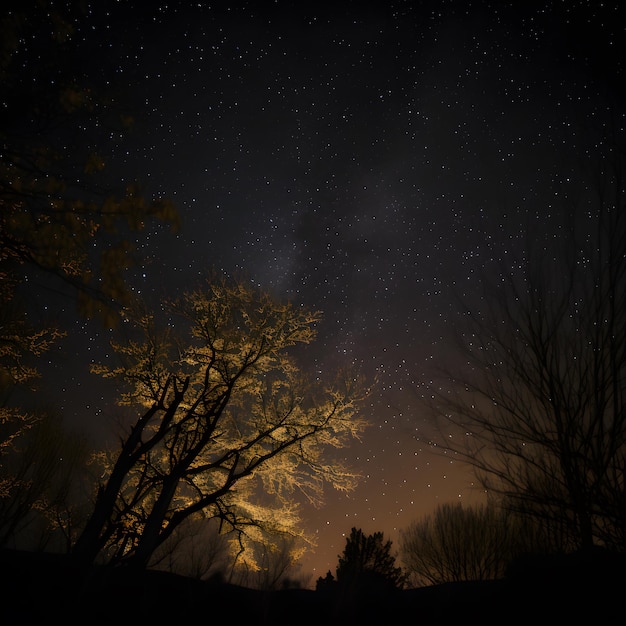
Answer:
(399, 500, 552, 586)
(315, 569, 336, 591)
(0, 410, 90, 550)
(423, 142, 626, 553)
(147, 516, 231, 581)
(229, 531, 306, 590)
(335, 527, 406, 591)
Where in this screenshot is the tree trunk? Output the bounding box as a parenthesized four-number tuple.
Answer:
(71, 403, 162, 567)
(124, 474, 181, 570)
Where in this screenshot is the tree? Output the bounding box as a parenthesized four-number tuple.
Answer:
(0, 3, 179, 548)
(229, 531, 307, 590)
(149, 516, 232, 581)
(0, 3, 179, 327)
(151, 516, 307, 589)
(0, 409, 90, 551)
(316, 569, 336, 591)
(0, 6, 179, 398)
(335, 527, 406, 591)
(399, 501, 549, 586)
(424, 146, 626, 553)
(70, 275, 369, 571)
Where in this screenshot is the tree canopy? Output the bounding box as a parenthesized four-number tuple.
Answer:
(0, 3, 179, 328)
(71, 276, 370, 570)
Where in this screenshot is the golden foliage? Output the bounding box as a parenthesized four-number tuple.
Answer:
(84, 277, 370, 569)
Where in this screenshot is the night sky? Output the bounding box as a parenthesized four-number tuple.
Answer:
(36, 1, 625, 582)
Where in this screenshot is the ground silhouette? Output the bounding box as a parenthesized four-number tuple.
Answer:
(1, 548, 624, 625)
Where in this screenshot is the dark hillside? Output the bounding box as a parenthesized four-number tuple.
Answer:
(0, 549, 624, 625)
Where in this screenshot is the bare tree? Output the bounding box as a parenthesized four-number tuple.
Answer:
(424, 146, 626, 552)
(149, 516, 231, 581)
(399, 501, 548, 586)
(0, 410, 90, 550)
(229, 531, 307, 590)
(70, 275, 370, 570)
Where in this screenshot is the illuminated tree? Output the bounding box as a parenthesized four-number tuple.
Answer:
(425, 147, 626, 552)
(71, 275, 369, 570)
(335, 527, 406, 591)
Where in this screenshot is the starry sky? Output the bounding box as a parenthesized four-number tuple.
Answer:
(34, 0, 625, 583)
